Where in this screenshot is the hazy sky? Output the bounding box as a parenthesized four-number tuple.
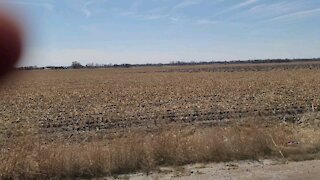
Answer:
(2, 0, 320, 66)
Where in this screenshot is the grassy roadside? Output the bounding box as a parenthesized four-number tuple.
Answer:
(1, 116, 320, 179)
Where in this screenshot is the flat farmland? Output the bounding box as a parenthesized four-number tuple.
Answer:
(1, 62, 320, 178)
(1, 62, 320, 137)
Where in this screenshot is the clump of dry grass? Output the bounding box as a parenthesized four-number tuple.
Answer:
(1, 120, 319, 179)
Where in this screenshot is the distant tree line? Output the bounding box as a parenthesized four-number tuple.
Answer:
(16, 58, 320, 70)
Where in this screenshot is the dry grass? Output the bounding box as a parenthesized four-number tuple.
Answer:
(1, 67, 320, 179)
(1, 120, 319, 179)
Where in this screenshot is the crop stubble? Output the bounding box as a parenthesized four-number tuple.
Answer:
(1, 62, 320, 138)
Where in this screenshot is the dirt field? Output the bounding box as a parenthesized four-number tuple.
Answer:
(0, 62, 320, 178)
(1, 62, 320, 138)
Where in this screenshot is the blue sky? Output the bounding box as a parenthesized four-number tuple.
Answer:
(2, 0, 320, 66)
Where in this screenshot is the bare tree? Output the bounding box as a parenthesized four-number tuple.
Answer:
(71, 61, 84, 69)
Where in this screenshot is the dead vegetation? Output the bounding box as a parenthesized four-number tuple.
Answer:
(0, 118, 320, 179)
(1, 64, 320, 179)
(1, 67, 320, 136)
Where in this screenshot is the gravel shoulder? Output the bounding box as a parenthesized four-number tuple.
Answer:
(110, 160, 320, 180)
